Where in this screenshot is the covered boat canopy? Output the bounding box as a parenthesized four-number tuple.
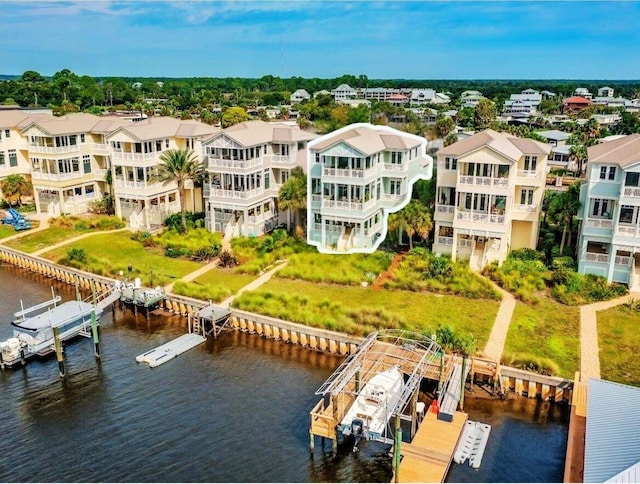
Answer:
(12, 301, 99, 331)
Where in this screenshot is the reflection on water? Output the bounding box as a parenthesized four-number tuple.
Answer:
(1, 263, 568, 482)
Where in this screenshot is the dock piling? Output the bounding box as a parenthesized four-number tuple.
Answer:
(53, 326, 65, 378)
(91, 310, 100, 358)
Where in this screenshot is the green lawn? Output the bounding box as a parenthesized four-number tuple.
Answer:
(503, 299, 580, 379)
(232, 278, 499, 344)
(0, 224, 18, 240)
(40, 231, 202, 286)
(172, 267, 257, 303)
(4, 226, 93, 253)
(598, 305, 640, 387)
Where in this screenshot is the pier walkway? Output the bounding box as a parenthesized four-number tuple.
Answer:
(481, 280, 516, 362)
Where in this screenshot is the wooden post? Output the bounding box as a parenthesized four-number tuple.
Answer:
(53, 326, 65, 378)
(309, 413, 315, 452)
(74, 275, 81, 301)
(437, 351, 444, 398)
(410, 390, 419, 439)
(459, 355, 467, 411)
(470, 357, 475, 393)
(355, 369, 360, 393)
(90, 310, 100, 359)
(0, 348, 4, 370)
(393, 414, 402, 483)
(332, 393, 338, 455)
(188, 313, 191, 334)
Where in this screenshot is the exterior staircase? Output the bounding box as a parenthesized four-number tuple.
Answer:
(337, 226, 354, 252)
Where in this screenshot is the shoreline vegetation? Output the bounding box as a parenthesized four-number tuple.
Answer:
(1, 215, 636, 384)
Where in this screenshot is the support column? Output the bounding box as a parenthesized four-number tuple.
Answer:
(53, 326, 65, 378)
(607, 244, 617, 283)
(393, 414, 402, 483)
(459, 355, 467, 411)
(144, 200, 150, 230)
(451, 230, 458, 261)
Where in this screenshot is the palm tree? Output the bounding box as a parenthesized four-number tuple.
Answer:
(549, 181, 581, 254)
(278, 167, 307, 234)
(153, 149, 205, 233)
(0, 174, 33, 207)
(388, 200, 432, 250)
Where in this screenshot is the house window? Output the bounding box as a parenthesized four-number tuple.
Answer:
(8, 149, 17, 167)
(0, 152, 5, 166)
(390, 179, 402, 195)
(281, 171, 289, 184)
(5, 129, 10, 138)
(165, 139, 169, 148)
(315, 152, 320, 163)
(599, 166, 616, 180)
(264, 169, 270, 189)
(608, 166, 616, 180)
(520, 188, 534, 205)
(625, 172, 640, 187)
(591, 198, 611, 218)
(619, 205, 636, 224)
(391, 151, 403, 164)
(80, 133, 85, 143)
(83, 155, 91, 174)
(279, 144, 289, 156)
(524, 155, 537, 171)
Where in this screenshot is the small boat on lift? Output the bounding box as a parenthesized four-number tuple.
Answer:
(338, 365, 404, 447)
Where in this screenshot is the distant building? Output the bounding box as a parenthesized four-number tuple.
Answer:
(290, 89, 311, 104)
(307, 123, 432, 253)
(460, 90, 485, 109)
(573, 87, 593, 99)
(597, 86, 614, 98)
(563, 96, 593, 113)
(331, 84, 357, 102)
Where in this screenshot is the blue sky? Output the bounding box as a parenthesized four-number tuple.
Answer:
(1, 1, 639, 79)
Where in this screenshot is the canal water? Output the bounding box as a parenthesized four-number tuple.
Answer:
(0, 263, 569, 482)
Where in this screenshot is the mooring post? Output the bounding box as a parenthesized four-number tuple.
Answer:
(74, 275, 81, 301)
(437, 350, 444, 398)
(410, 389, 419, 439)
(355, 369, 360, 393)
(459, 355, 467, 411)
(20, 347, 26, 366)
(470, 356, 475, 393)
(90, 310, 100, 359)
(53, 326, 65, 378)
(0, 349, 5, 370)
(393, 414, 402, 483)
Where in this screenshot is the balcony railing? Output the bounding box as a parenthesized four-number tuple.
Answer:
(615, 256, 631, 266)
(513, 204, 537, 213)
(458, 239, 472, 248)
(247, 212, 275, 224)
(623, 186, 640, 197)
(209, 187, 263, 199)
(381, 194, 402, 203)
(29, 144, 80, 154)
(585, 252, 609, 263)
(456, 211, 505, 224)
(586, 218, 614, 229)
(322, 198, 376, 211)
(112, 151, 158, 161)
(32, 170, 84, 181)
(436, 236, 453, 246)
(616, 224, 639, 237)
(114, 179, 173, 191)
(206, 156, 262, 169)
(93, 143, 109, 152)
(382, 163, 407, 172)
(516, 170, 542, 179)
(436, 205, 455, 214)
(311, 194, 322, 203)
(459, 175, 509, 188)
(263, 154, 292, 164)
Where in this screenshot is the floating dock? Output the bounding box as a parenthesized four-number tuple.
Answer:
(453, 420, 491, 469)
(135, 333, 206, 368)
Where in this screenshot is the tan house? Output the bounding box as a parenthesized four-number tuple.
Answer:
(433, 129, 550, 270)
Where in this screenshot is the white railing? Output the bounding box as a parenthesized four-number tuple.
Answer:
(615, 256, 631, 266)
(65, 192, 99, 203)
(517, 170, 541, 179)
(586, 218, 614, 229)
(437, 236, 453, 246)
(203, 184, 210, 197)
(93, 143, 109, 151)
(263, 154, 292, 164)
(311, 223, 322, 232)
(94, 168, 108, 177)
(458, 239, 472, 248)
(617, 224, 639, 236)
(458, 175, 509, 187)
(311, 194, 322, 203)
(514, 204, 538, 213)
(456, 211, 505, 224)
(206, 157, 262, 169)
(32, 170, 84, 181)
(383, 163, 407, 172)
(322, 199, 374, 211)
(209, 187, 263, 199)
(322, 167, 365, 178)
(112, 151, 158, 161)
(623, 186, 640, 197)
(585, 252, 609, 263)
(247, 212, 274, 224)
(115, 179, 146, 189)
(381, 194, 402, 202)
(29, 144, 80, 154)
(436, 205, 455, 214)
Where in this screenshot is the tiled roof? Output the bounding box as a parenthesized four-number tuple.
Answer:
(204, 120, 316, 146)
(311, 124, 421, 155)
(0, 109, 54, 129)
(587, 133, 640, 168)
(563, 96, 592, 104)
(438, 129, 550, 161)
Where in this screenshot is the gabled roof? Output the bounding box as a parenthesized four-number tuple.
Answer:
(108, 116, 218, 141)
(332, 84, 356, 92)
(584, 379, 640, 483)
(311, 124, 421, 155)
(0, 109, 54, 129)
(204, 120, 316, 146)
(587, 133, 640, 168)
(537, 129, 571, 141)
(20, 113, 107, 136)
(437, 128, 550, 161)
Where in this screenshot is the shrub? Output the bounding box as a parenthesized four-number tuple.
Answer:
(66, 247, 87, 263)
(503, 353, 561, 377)
(164, 211, 205, 231)
(219, 249, 237, 267)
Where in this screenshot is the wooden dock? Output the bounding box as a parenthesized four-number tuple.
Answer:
(394, 410, 468, 483)
(135, 333, 205, 368)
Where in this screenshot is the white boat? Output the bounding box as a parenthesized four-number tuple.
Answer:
(0, 296, 103, 368)
(338, 365, 404, 443)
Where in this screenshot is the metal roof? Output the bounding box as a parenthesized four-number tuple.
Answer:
(584, 378, 640, 483)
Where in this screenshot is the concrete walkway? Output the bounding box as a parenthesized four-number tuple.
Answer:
(164, 258, 220, 293)
(219, 261, 288, 308)
(30, 228, 130, 256)
(0, 213, 50, 244)
(482, 281, 516, 361)
(579, 292, 639, 380)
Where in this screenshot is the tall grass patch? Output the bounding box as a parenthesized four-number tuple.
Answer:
(172, 267, 257, 303)
(276, 251, 393, 285)
(598, 304, 640, 387)
(503, 299, 580, 378)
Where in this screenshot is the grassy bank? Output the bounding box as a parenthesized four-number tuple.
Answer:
(502, 298, 580, 379)
(598, 304, 640, 387)
(172, 267, 257, 303)
(232, 278, 499, 343)
(41, 231, 201, 286)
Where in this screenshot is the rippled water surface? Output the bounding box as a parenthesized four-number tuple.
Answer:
(0, 264, 568, 482)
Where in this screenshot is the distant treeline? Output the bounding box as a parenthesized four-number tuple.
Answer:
(1, 70, 639, 112)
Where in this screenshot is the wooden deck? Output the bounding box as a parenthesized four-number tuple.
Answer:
(395, 410, 468, 483)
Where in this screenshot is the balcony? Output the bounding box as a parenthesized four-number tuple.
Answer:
(616, 224, 640, 237)
(246, 211, 275, 224)
(456, 210, 505, 224)
(585, 252, 609, 263)
(436, 205, 455, 214)
(382, 163, 408, 173)
(29, 144, 80, 155)
(615, 255, 632, 266)
(513, 204, 537, 213)
(458, 175, 509, 188)
(114, 178, 177, 196)
(32, 170, 85, 182)
(208, 187, 263, 200)
(585, 218, 614, 229)
(93, 143, 110, 153)
(517, 169, 542, 179)
(623, 186, 640, 198)
(381, 194, 403, 203)
(112, 151, 158, 161)
(263, 154, 293, 164)
(322, 166, 376, 179)
(206, 156, 262, 170)
(436, 236, 453, 246)
(322, 198, 376, 212)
